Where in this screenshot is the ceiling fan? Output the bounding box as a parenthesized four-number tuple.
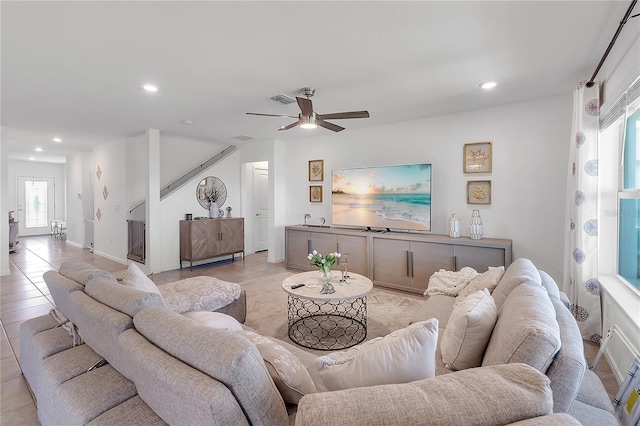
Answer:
(247, 87, 370, 132)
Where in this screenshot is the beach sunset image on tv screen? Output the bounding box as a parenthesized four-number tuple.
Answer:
(331, 163, 431, 231)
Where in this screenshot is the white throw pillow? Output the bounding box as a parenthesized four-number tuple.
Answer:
(315, 319, 439, 391)
(441, 288, 497, 370)
(234, 329, 317, 404)
(182, 311, 243, 330)
(454, 266, 505, 306)
(120, 263, 161, 295)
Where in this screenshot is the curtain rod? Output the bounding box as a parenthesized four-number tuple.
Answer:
(586, 0, 638, 87)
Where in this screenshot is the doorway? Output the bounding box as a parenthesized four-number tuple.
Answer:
(252, 165, 269, 252)
(17, 176, 56, 236)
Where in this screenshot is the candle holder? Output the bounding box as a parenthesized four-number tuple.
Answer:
(339, 254, 350, 283)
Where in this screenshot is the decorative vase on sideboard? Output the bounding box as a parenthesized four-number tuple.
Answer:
(470, 210, 483, 240)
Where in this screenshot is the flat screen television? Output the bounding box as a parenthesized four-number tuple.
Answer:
(331, 163, 432, 231)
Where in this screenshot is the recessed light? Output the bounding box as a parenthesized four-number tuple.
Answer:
(29, 157, 35, 160)
(35, 147, 43, 152)
(180, 120, 193, 125)
(479, 81, 498, 90)
(141, 83, 158, 92)
(52, 137, 62, 143)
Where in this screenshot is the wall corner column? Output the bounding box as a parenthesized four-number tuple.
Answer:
(146, 129, 161, 273)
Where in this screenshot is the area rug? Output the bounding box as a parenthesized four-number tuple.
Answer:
(238, 271, 426, 355)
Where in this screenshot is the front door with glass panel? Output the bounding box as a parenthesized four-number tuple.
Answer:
(17, 177, 55, 236)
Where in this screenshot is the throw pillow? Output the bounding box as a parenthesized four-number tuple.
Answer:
(441, 288, 497, 370)
(120, 263, 161, 295)
(182, 311, 243, 330)
(314, 318, 439, 391)
(454, 266, 505, 306)
(234, 329, 317, 404)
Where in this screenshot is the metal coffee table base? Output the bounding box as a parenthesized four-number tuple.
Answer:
(287, 294, 367, 350)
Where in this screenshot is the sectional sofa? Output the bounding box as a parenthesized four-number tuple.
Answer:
(20, 258, 615, 425)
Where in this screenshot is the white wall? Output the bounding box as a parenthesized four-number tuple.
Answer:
(65, 152, 84, 246)
(280, 94, 572, 281)
(93, 138, 128, 264)
(159, 134, 228, 188)
(1, 128, 9, 275)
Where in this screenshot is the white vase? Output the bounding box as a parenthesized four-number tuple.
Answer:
(470, 210, 483, 240)
(209, 202, 218, 219)
(448, 213, 460, 238)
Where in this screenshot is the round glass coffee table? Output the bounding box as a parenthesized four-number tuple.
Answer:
(282, 271, 373, 350)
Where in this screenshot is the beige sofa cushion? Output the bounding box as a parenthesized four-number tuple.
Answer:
(296, 363, 553, 426)
(410, 294, 455, 327)
(59, 261, 116, 286)
(491, 258, 541, 310)
(441, 288, 497, 370)
(234, 329, 317, 404)
(539, 270, 561, 299)
(454, 266, 505, 305)
(182, 311, 243, 330)
(315, 319, 439, 391)
(483, 282, 561, 373)
(121, 263, 162, 295)
(133, 307, 288, 425)
(85, 278, 167, 317)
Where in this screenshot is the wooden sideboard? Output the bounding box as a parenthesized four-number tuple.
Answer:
(180, 218, 244, 270)
(285, 225, 512, 295)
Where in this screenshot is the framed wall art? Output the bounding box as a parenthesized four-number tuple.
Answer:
(310, 185, 323, 202)
(309, 159, 324, 181)
(467, 180, 491, 204)
(464, 142, 492, 173)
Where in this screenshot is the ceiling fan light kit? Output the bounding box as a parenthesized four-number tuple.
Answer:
(247, 87, 369, 132)
(300, 116, 317, 129)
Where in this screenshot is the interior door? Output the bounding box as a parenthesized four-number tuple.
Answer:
(252, 166, 269, 252)
(17, 176, 56, 236)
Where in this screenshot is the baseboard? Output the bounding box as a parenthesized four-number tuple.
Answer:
(92, 250, 127, 266)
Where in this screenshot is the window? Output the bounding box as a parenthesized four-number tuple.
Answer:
(619, 99, 640, 289)
(601, 76, 640, 291)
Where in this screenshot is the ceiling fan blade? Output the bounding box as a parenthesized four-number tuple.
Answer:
(317, 118, 345, 132)
(296, 97, 314, 117)
(278, 120, 301, 131)
(316, 111, 370, 120)
(246, 112, 299, 119)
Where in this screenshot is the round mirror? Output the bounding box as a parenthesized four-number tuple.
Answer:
(196, 176, 227, 210)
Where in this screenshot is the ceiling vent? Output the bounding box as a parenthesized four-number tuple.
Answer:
(269, 94, 296, 105)
(231, 135, 256, 141)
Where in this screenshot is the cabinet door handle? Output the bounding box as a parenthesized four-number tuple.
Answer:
(307, 240, 311, 254)
(410, 251, 414, 277)
(453, 255, 458, 271)
(406, 250, 411, 277)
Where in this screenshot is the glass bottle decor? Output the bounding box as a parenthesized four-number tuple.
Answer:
(318, 269, 335, 294)
(448, 214, 460, 238)
(470, 210, 483, 240)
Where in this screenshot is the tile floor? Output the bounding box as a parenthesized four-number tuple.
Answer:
(1, 236, 620, 425)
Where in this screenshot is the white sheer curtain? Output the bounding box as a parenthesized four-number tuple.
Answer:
(563, 81, 602, 343)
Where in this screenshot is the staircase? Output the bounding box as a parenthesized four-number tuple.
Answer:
(129, 144, 237, 214)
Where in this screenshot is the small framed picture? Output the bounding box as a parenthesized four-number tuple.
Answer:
(309, 159, 324, 181)
(464, 142, 492, 173)
(310, 185, 323, 202)
(467, 180, 491, 204)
